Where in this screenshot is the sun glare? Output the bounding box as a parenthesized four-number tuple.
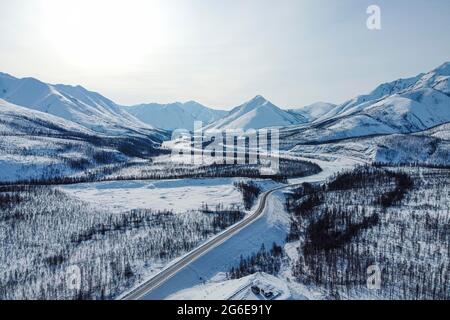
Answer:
(41, 0, 172, 70)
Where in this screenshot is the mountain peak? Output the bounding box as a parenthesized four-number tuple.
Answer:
(241, 95, 272, 110)
(250, 95, 268, 103)
(432, 61, 450, 75)
(205, 95, 304, 131)
(184, 100, 201, 105)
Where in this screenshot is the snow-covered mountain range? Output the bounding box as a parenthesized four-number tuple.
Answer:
(281, 62, 450, 147)
(125, 101, 227, 131)
(0, 60, 449, 180)
(205, 95, 307, 131)
(4, 61, 447, 138)
(0, 72, 168, 139)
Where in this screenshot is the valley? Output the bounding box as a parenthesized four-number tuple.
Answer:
(0, 62, 449, 300)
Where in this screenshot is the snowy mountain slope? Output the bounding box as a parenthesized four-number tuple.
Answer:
(0, 98, 94, 136)
(126, 101, 227, 131)
(317, 62, 450, 122)
(289, 122, 450, 166)
(373, 134, 450, 165)
(411, 61, 450, 94)
(363, 88, 450, 132)
(280, 62, 450, 146)
(280, 114, 397, 148)
(289, 102, 336, 122)
(205, 95, 307, 131)
(322, 73, 425, 121)
(0, 99, 134, 182)
(421, 122, 450, 140)
(0, 98, 175, 182)
(0, 72, 167, 141)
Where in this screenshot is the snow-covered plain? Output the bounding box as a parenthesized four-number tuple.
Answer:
(62, 178, 279, 214)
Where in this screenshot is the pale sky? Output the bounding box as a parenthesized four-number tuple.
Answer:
(0, 0, 449, 109)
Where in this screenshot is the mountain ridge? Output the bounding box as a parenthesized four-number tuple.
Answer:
(126, 101, 227, 131)
(0, 72, 169, 139)
(280, 61, 450, 148)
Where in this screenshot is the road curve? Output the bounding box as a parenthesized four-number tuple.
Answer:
(120, 183, 299, 300)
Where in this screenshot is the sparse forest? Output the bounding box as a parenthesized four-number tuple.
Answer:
(234, 181, 262, 210)
(0, 185, 245, 300)
(286, 166, 449, 300)
(224, 166, 449, 300)
(0, 157, 321, 186)
(227, 243, 284, 280)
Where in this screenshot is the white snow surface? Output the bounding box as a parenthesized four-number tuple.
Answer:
(61, 178, 246, 214)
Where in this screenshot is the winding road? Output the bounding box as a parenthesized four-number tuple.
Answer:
(121, 156, 359, 300)
(121, 183, 298, 300)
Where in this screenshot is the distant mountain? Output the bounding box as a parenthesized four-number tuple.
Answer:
(205, 95, 307, 131)
(289, 102, 337, 122)
(281, 62, 450, 147)
(0, 97, 174, 182)
(0, 72, 166, 140)
(319, 74, 426, 121)
(0, 98, 93, 137)
(126, 101, 227, 131)
(0, 98, 124, 182)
